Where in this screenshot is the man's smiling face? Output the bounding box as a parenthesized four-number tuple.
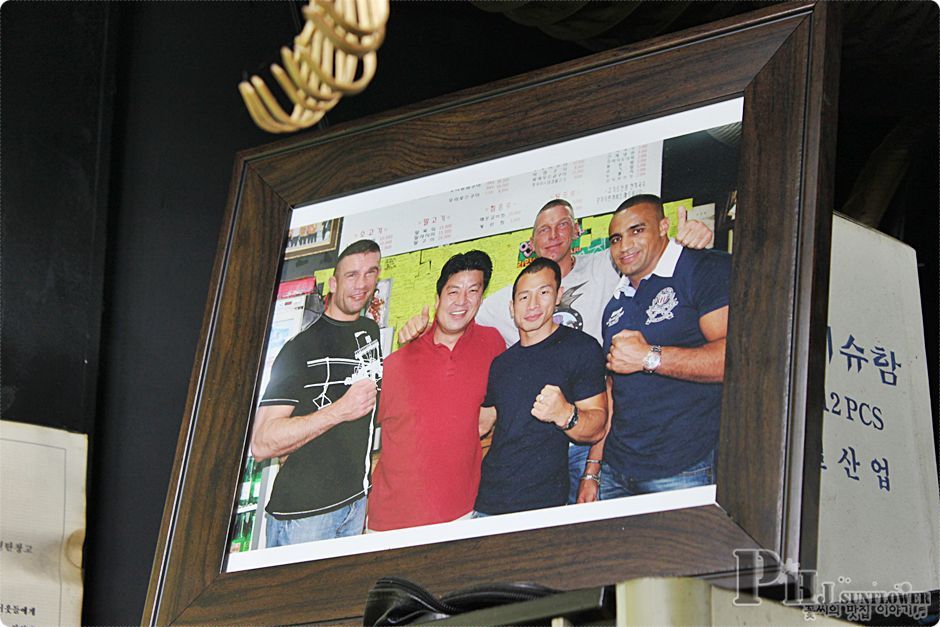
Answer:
(435, 269, 485, 337)
(510, 266, 562, 336)
(532, 204, 577, 263)
(608, 201, 670, 283)
(328, 251, 381, 320)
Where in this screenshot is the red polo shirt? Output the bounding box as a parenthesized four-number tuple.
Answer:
(368, 320, 505, 531)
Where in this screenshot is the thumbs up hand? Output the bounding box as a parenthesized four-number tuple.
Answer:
(675, 206, 713, 249)
(397, 305, 433, 345)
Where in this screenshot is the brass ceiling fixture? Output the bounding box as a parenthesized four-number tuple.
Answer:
(239, 0, 389, 134)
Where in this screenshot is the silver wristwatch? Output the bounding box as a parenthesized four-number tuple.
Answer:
(642, 345, 662, 374)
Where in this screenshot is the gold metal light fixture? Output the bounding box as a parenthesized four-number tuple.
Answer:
(239, 0, 389, 134)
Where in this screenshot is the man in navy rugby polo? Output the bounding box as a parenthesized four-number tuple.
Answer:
(596, 194, 731, 498)
(251, 239, 382, 546)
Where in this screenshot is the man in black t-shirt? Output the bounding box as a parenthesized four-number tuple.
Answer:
(251, 240, 382, 547)
(473, 258, 608, 516)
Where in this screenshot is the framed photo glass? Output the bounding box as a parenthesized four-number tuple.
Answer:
(226, 99, 743, 572)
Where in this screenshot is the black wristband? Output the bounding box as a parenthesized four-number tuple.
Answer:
(561, 405, 579, 431)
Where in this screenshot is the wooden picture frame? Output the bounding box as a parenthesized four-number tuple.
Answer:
(144, 3, 841, 624)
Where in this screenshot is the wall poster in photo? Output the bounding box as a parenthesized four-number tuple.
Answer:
(226, 99, 743, 573)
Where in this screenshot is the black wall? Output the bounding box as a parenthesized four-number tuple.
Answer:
(1, 3, 114, 435)
(2, 2, 936, 625)
(3, 3, 587, 624)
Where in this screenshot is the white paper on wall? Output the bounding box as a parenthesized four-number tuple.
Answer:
(815, 214, 940, 602)
(0, 420, 87, 626)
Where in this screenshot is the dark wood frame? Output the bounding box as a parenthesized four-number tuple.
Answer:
(144, 3, 841, 624)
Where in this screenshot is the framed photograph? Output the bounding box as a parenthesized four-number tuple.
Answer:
(284, 217, 340, 259)
(145, 3, 841, 624)
(224, 99, 743, 572)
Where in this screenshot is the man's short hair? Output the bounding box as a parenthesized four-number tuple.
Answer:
(512, 257, 561, 299)
(335, 239, 381, 271)
(436, 250, 493, 295)
(614, 194, 666, 220)
(534, 198, 577, 226)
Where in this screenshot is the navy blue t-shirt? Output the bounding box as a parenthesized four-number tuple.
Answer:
(475, 325, 606, 515)
(602, 246, 731, 480)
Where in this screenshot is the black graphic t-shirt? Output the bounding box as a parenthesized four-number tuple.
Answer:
(259, 314, 381, 519)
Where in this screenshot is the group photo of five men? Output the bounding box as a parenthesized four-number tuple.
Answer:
(250, 193, 732, 548)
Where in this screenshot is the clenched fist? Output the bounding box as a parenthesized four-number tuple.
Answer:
(335, 379, 378, 421)
(607, 329, 649, 375)
(531, 384, 573, 428)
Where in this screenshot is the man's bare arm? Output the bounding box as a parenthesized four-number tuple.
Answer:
(576, 378, 613, 503)
(250, 379, 377, 460)
(479, 406, 497, 438)
(607, 306, 728, 384)
(566, 391, 608, 444)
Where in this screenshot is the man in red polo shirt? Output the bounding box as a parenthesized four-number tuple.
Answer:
(367, 251, 505, 531)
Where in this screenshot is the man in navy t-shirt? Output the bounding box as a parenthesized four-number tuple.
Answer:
(596, 194, 731, 498)
(473, 258, 608, 516)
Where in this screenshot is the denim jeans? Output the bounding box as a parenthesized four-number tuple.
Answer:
(599, 449, 716, 500)
(567, 444, 591, 504)
(265, 496, 366, 547)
